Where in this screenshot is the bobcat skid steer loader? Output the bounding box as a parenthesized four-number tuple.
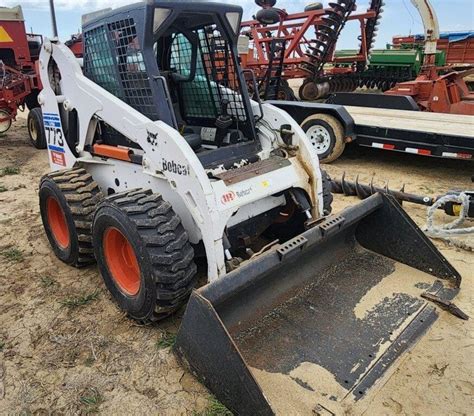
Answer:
(37, 2, 461, 415)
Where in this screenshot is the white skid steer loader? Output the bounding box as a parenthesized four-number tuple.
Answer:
(37, 1, 461, 414)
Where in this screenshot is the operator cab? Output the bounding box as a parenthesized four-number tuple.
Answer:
(82, 1, 260, 169)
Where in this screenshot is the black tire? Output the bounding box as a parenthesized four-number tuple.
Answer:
(321, 169, 333, 215)
(305, 2, 323, 12)
(24, 91, 40, 110)
(28, 108, 47, 149)
(277, 84, 297, 101)
(256, 8, 281, 25)
(0, 109, 12, 134)
(39, 168, 103, 267)
(300, 113, 345, 163)
(255, 0, 276, 6)
(92, 189, 198, 323)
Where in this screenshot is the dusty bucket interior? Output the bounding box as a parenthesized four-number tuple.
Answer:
(175, 194, 460, 416)
(227, 246, 446, 414)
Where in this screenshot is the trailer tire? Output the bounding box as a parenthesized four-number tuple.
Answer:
(28, 108, 47, 149)
(301, 113, 345, 163)
(321, 169, 333, 214)
(92, 189, 198, 323)
(39, 168, 103, 267)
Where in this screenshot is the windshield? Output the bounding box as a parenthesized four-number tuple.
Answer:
(169, 30, 246, 121)
(154, 10, 253, 134)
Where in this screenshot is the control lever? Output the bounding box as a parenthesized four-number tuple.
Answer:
(215, 99, 233, 147)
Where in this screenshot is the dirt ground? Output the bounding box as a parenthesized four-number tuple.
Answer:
(0, 112, 472, 415)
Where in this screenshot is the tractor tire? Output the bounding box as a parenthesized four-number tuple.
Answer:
(39, 168, 103, 267)
(28, 108, 47, 149)
(300, 113, 345, 163)
(92, 189, 198, 323)
(321, 169, 333, 215)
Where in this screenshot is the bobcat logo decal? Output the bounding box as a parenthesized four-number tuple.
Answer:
(146, 130, 159, 146)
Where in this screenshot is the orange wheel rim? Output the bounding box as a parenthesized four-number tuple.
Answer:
(103, 227, 141, 296)
(46, 196, 70, 249)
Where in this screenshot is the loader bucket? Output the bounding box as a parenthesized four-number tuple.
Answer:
(174, 194, 461, 416)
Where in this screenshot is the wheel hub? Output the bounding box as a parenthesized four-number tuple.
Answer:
(46, 196, 70, 249)
(306, 125, 331, 154)
(28, 117, 38, 141)
(103, 227, 141, 296)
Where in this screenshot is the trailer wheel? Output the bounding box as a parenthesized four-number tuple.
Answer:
(0, 109, 12, 134)
(301, 113, 345, 163)
(39, 168, 103, 267)
(28, 108, 47, 149)
(92, 189, 198, 322)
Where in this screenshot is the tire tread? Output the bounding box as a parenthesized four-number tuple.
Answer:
(101, 189, 197, 321)
(41, 168, 102, 266)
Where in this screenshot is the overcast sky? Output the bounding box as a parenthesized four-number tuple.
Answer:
(6, 0, 474, 49)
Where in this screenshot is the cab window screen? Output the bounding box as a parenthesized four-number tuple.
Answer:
(84, 19, 158, 120)
(168, 24, 248, 126)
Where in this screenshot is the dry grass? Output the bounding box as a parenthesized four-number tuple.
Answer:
(79, 387, 104, 414)
(155, 331, 177, 349)
(60, 291, 100, 308)
(0, 166, 20, 177)
(194, 396, 233, 416)
(1, 247, 24, 262)
(40, 275, 58, 288)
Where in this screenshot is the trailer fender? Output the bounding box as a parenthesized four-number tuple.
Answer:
(267, 100, 356, 140)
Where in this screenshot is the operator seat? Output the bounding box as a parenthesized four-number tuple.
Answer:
(183, 133, 202, 151)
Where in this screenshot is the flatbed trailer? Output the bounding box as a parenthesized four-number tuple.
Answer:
(271, 99, 473, 162)
(346, 105, 474, 160)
